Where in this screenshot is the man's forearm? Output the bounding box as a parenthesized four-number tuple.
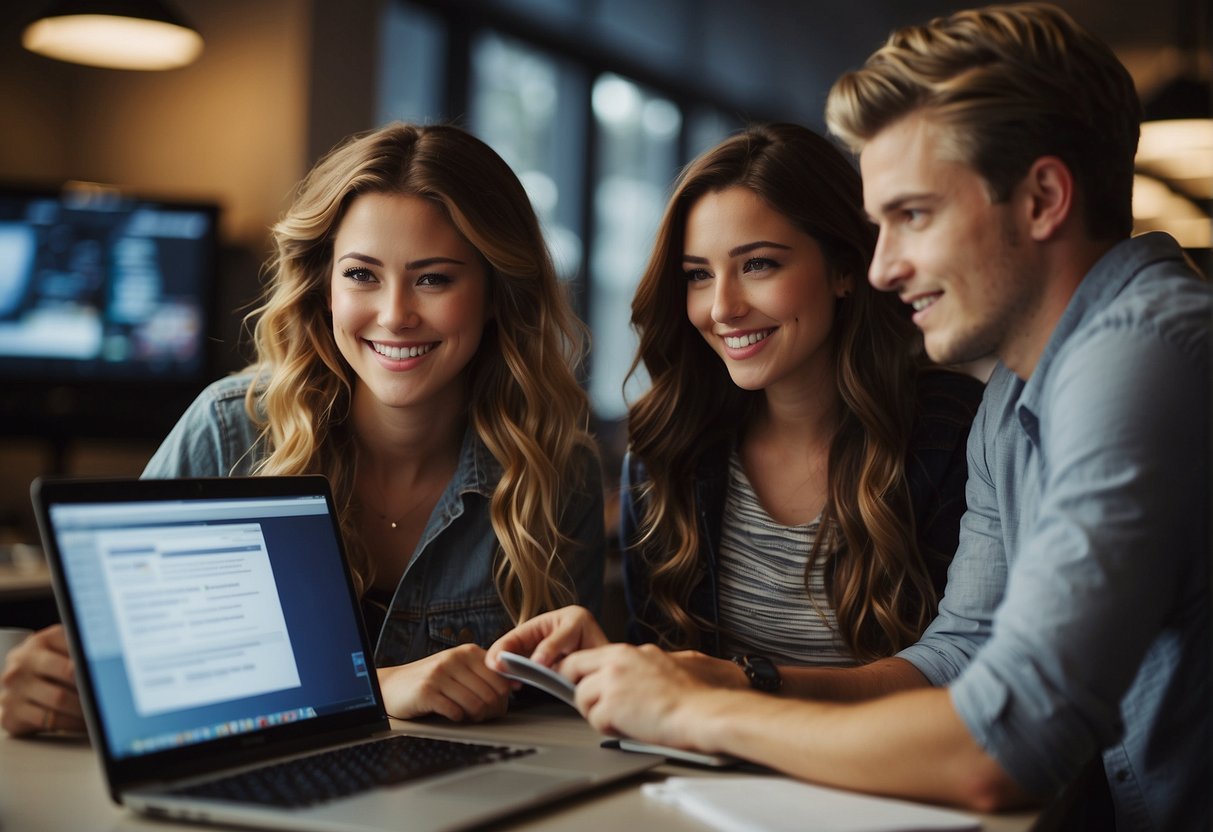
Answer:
(682, 685, 1032, 812)
(778, 656, 932, 701)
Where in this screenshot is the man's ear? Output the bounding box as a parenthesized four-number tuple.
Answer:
(1022, 156, 1074, 242)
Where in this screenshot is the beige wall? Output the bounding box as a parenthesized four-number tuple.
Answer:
(1, 0, 313, 250)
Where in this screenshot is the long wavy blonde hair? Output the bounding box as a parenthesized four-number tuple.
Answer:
(242, 122, 595, 623)
(627, 123, 936, 662)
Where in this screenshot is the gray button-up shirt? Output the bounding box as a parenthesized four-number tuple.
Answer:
(899, 232, 1210, 831)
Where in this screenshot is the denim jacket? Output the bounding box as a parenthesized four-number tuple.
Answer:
(143, 373, 605, 667)
(620, 369, 984, 654)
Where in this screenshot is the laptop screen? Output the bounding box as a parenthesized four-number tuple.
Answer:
(41, 483, 378, 762)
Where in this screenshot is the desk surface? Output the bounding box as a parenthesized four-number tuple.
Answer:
(0, 704, 1040, 832)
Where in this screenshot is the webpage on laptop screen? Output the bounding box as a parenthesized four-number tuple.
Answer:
(48, 495, 376, 759)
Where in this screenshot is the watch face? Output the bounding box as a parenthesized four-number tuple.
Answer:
(735, 654, 781, 692)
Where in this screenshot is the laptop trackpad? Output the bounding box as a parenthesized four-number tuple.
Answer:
(428, 768, 589, 803)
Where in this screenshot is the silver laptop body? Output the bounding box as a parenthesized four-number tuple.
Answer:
(32, 475, 656, 832)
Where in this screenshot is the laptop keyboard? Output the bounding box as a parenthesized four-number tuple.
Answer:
(173, 735, 537, 807)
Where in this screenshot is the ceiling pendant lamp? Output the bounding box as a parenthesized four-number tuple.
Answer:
(1132, 0, 1212, 249)
(22, 0, 203, 71)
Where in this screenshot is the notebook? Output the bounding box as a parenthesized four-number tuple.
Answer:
(642, 776, 980, 832)
(31, 474, 658, 832)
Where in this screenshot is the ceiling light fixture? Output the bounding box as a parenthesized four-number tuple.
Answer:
(1134, 76, 1213, 249)
(22, 0, 203, 71)
(1132, 0, 1211, 249)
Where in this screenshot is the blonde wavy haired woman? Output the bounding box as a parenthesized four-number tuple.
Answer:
(1, 123, 603, 736)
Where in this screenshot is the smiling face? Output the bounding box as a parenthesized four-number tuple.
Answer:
(861, 111, 1047, 371)
(683, 186, 849, 399)
(329, 192, 490, 415)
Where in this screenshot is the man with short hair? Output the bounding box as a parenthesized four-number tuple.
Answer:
(488, 4, 1210, 829)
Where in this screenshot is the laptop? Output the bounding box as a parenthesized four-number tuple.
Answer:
(31, 475, 658, 832)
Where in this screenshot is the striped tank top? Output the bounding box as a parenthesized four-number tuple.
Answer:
(716, 452, 856, 667)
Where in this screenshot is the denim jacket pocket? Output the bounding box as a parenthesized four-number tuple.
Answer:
(425, 594, 514, 653)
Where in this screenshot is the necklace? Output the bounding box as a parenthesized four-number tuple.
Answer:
(364, 498, 419, 530)
(360, 482, 441, 531)
(358, 451, 458, 533)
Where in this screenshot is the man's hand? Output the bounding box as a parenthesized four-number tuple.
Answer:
(668, 650, 750, 689)
(561, 643, 717, 749)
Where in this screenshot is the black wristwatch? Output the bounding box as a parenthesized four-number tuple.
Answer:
(731, 654, 782, 692)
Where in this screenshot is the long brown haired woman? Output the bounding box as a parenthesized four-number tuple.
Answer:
(487, 123, 980, 695)
(622, 123, 980, 676)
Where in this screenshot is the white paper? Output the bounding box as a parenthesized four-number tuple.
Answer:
(98, 522, 301, 716)
(642, 776, 980, 832)
(497, 651, 577, 706)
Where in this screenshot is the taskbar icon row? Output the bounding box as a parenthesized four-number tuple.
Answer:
(129, 706, 318, 755)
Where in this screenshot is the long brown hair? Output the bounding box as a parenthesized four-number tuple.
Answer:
(245, 122, 595, 623)
(627, 123, 935, 661)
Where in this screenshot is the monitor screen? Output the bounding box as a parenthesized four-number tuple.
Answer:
(45, 491, 376, 762)
(0, 183, 220, 441)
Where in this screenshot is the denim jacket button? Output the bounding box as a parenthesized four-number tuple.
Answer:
(441, 626, 454, 639)
(458, 626, 475, 643)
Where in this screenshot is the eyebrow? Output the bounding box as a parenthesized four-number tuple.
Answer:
(337, 252, 383, 267)
(869, 193, 935, 221)
(682, 240, 791, 263)
(336, 252, 467, 269)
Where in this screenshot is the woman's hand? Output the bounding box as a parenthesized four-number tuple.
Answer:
(0, 625, 86, 737)
(485, 606, 609, 673)
(378, 644, 512, 723)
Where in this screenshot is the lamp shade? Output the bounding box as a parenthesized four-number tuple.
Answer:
(1134, 72, 1213, 249)
(22, 0, 203, 70)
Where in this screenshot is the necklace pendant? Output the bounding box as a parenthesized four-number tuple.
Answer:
(390, 521, 398, 529)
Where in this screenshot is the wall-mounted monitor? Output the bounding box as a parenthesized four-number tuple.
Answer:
(0, 183, 220, 445)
